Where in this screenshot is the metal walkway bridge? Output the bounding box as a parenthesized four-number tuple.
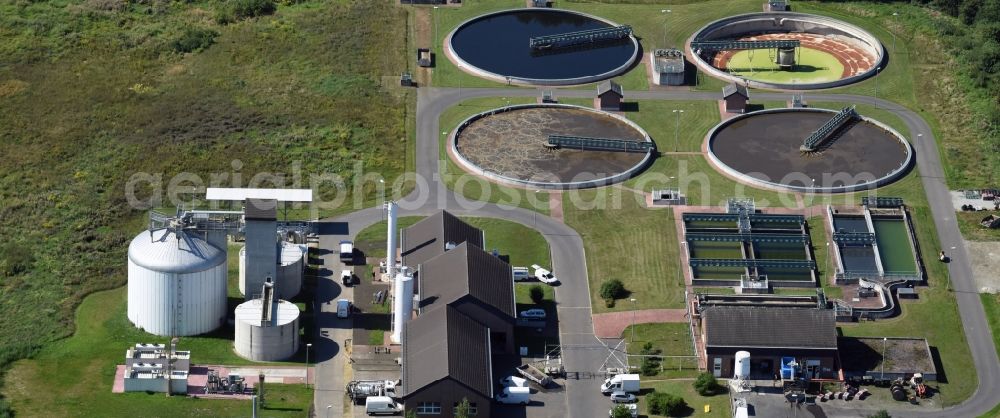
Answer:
(685, 232, 808, 244)
(546, 134, 653, 153)
(683, 213, 805, 224)
(833, 232, 876, 245)
(862, 197, 904, 208)
(800, 106, 859, 152)
(689, 258, 816, 269)
(529, 26, 633, 50)
(690, 39, 800, 52)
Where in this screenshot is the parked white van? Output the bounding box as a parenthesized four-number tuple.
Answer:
(365, 396, 401, 415)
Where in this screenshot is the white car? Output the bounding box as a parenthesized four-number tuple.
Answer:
(610, 391, 637, 404)
(340, 269, 355, 286)
(500, 375, 528, 388)
(519, 308, 547, 319)
(531, 264, 558, 284)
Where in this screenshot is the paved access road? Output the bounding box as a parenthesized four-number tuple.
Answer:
(311, 86, 999, 418)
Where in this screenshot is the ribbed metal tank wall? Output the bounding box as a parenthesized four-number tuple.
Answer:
(233, 299, 301, 361)
(127, 230, 228, 336)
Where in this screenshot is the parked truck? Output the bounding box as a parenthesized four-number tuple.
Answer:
(347, 380, 398, 403)
(495, 386, 530, 405)
(339, 240, 354, 264)
(600, 374, 640, 394)
(416, 48, 432, 67)
(516, 363, 552, 386)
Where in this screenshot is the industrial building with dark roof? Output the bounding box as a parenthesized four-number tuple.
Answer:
(701, 306, 840, 380)
(419, 242, 516, 352)
(401, 210, 484, 268)
(722, 82, 750, 113)
(402, 305, 495, 418)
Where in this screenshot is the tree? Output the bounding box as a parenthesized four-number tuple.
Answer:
(866, 411, 891, 418)
(640, 342, 662, 376)
(694, 372, 721, 396)
(599, 279, 626, 302)
(647, 392, 687, 417)
(610, 404, 633, 418)
(529, 284, 545, 304)
(454, 398, 472, 418)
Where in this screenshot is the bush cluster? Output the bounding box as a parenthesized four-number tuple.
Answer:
(599, 279, 627, 307)
(693, 372, 722, 396)
(172, 28, 219, 53)
(647, 391, 687, 416)
(215, 0, 277, 24)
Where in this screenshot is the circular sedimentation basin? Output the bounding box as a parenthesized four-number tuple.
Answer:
(706, 108, 912, 193)
(445, 9, 639, 85)
(451, 104, 654, 189)
(688, 12, 884, 90)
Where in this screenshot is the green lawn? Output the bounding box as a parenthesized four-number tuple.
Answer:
(625, 323, 699, 379)
(727, 47, 845, 84)
(3, 288, 312, 417)
(563, 187, 686, 312)
(354, 216, 551, 268)
(621, 101, 720, 153)
(515, 283, 556, 312)
(957, 211, 1000, 241)
(639, 380, 730, 418)
(438, 97, 551, 214)
(980, 293, 1000, 362)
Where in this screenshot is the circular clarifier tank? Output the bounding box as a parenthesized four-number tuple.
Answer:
(445, 9, 639, 85)
(450, 104, 654, 189)
(706, 108, 912, 193)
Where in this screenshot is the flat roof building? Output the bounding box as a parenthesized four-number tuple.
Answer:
(123, 343, 191, 393)
(701, 306, 839, 380)
(652, 49, 686, 86)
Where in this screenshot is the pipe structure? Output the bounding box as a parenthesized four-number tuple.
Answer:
(385, 201, 398, 278)
(390, 267, 414, 344)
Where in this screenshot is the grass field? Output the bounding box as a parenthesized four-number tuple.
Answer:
(624, 323, 699, 379)
(980, 293, 1000, 362)
(0, 2, 412, 408)
(956, 211, 1000, 241)
(726, 47, 845, 84)
(3, 288, 312, 417)
(354, 216, 551, 269)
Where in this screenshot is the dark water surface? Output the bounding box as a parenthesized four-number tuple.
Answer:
(450, 10, 636, 81)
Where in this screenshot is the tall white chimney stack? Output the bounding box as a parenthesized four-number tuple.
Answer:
(385, 201, 398, 278)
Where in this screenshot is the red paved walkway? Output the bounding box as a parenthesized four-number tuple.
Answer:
(592, 308, 689, 338)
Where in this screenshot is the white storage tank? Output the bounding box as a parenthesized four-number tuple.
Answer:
(735, 350, 751, 380)
(127, 229, 228, 336)
(234, 297, 301, 361)
(276, 242, 304, 299)
(239, 243, 304, 300)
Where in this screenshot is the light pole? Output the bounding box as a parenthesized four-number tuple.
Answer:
(880, 337, 888, 380)
(629, 298, 637, 343)
(825, 242, 831, 280)
(661, 9, 671, 48)
(874, 66, 881, 108)
(672, 109, 684, 151)
(305, 343, 312, 387)
(891, 12, 898, 52)
(326, 404, 332, 418)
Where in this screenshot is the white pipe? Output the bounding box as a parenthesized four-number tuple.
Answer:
(390, 267, 414, 344)
(386, 201, 398, 278)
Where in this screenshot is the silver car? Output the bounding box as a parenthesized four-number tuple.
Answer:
(610, 391, 636, 404)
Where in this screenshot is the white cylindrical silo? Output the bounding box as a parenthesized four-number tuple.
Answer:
(386, 201, 398, 278)
(735, 351, 751, 380)
(234, 298, 301, 361)
(239, 245, 246, 295)
(127, 229, 228, 336)
(390, 268, 414, 344)
(276, 242, 303, 299)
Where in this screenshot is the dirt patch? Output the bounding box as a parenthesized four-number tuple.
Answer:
(712, 33, 877, 80)
(964, 240, 1000, 292)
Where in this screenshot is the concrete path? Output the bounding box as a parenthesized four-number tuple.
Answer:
(310, 85, 1000, 418)
(592, 309, 689, 339)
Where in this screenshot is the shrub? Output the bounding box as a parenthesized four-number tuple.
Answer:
(216, 0, 276, 24)
(866, 411, 891, 418)
(172, 28, 219, 53)
(0, 243, 34, 276)
(529, 284, 544, 304)
(609, 404, 632, 418)
(599, 279, 626, 301)
(694, 372, 721, 396)
(639, 342, 662, 376)
(647, 391, 687, 416)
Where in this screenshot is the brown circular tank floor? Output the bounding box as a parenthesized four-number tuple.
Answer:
(455, 107, 648, 184)
(710, 111, 909, 189)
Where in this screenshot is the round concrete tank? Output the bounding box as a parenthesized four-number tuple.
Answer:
(276, 242, 304, 299)
(234, 298, 301, 361)
(776, 47, 796, 68)
(735, 351, 751, 379)
(127, 229, 228, 336)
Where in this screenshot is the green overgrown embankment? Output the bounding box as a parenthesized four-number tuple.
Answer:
(0, 0, 410, 414)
